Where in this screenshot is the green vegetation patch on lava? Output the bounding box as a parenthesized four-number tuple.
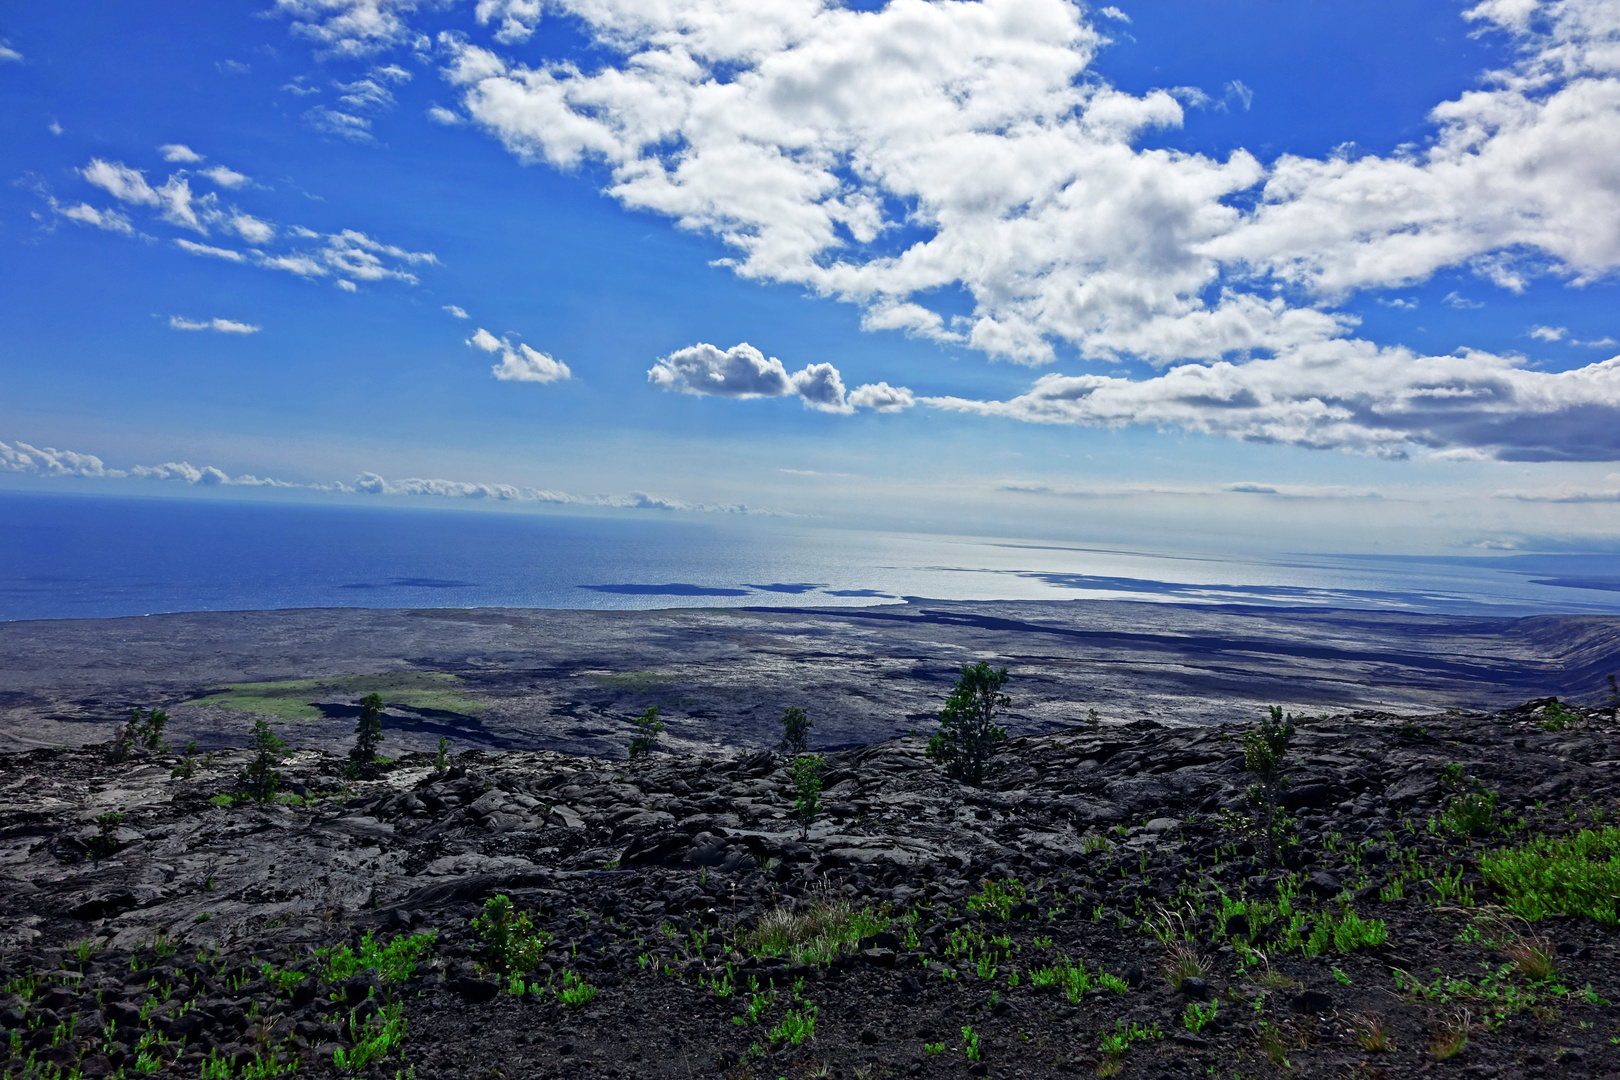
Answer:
(186, 672, 486, 722)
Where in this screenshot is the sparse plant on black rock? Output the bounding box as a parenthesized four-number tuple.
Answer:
(1243, 705, 1296, 865)
(628, 704, 664, 759)
(790, 753, 826, 839)
(779, 705, 812, 757)
(926, 661, 1010, 786)
(347, 692, 385, 778)
(244, 718, 287, 801)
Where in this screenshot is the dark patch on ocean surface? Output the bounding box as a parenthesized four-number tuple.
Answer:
(743, 583, 827, 594)
(824, 588, 897, 597)
(580, 583, 751, 596)
(341, 578, 475, 590)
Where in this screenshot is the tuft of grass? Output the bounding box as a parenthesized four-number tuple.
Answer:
(1256, 1022, 1291, 1067)
(1504, 938, 1558, 982)
(745, 895, 887, 965)
(1162, 941, 1206, 992)
(1479, 825, 1620, 924)
(1352, 1013, 1393, 1053)
(1427, 1009, 1471, 1060)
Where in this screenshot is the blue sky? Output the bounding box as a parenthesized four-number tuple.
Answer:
(2, 0, 1619, 553)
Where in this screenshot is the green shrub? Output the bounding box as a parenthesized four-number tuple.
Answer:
(1243, 706, 1295, 865)
(790, 753, 826, 840)
(1480, 826, 1620, 924)
(926, 661, 1010, 786)
(628, 705, 663, 759)
(779, 706, 812, 757)
(243, 719, 287, 801)
(746, 897, 887, 965)
(1440, 787, 1501, 836)
(472, 894, 552, 972)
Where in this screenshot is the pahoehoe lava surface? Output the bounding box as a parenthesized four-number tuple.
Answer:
(1, 700, 1618, 1079)
(2, 600, 1618, 756)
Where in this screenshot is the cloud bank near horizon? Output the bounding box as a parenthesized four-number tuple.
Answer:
(0, 437, 762, 514)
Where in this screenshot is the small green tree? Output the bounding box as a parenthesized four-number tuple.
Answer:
(347, 693, 385, 778)
(109, 708, 167, 761)
(244, 719, 288, 801)
(433, 736, 452, 773)
(790, 754, 827, 840)
(926, 662, 1011, 786)
(779, 706, 812, 757)
(628, 705, 663, 759)
(1243, 706, 1296, 865)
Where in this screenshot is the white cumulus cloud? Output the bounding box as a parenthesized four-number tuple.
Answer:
(468, 327, 572, 383)
(443, 304, 469, 318)
(647, 342, 913, 414)
(159, 144, 204, 163)
(202, 165, 251, 188)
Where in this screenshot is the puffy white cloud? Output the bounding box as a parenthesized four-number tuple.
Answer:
(0, 41, 23, 63)
(271, 0, 428, 57)
(847, 381, 916, 413)
(82, 159, 216, 234)
(202, 164, 251, 188)
(426, 104, 464, 124)
(648, 342, 795, 399)
(1, 440, 112, 478)
(1097, 6, 1129, 22)
(169, 316, 262, 334)
(476, 0, 543, 42)
(647, 342, 912, 414)
(468, 327, 572, 383)
(57, 202, 134, 234)
(443, 304, 469, 318)
(1530, 325, 1568, 341)
(231, 213, 275, 243)
(159, 143, 204, 163)
(924, 342, 1620, 461)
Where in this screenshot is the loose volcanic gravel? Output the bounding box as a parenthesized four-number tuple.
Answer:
(2, 697, 1619, 1079)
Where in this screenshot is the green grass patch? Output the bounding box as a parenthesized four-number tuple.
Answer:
(186, 672, 485, 722)
(745, 898, 888, 966)
(1480, 825, 1620, 924)
(315, 930, 436, 984)
(584, 671, 677, 692)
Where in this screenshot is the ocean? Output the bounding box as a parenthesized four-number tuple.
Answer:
(3, 489, 1619, 622)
